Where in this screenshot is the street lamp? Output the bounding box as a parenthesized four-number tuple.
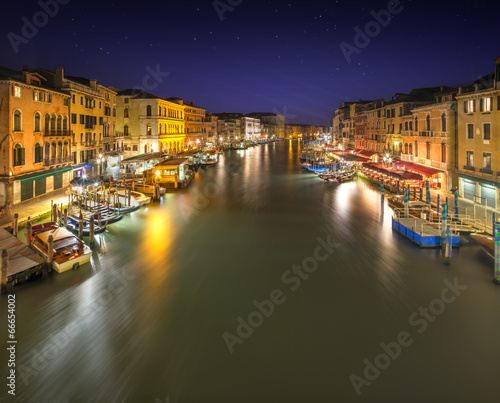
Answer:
(382, 153, 392, 168)
(196, 139, 200, 150)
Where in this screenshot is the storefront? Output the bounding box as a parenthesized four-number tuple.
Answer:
(458, 174, 498, 210)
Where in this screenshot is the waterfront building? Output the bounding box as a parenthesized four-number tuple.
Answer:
(205, 113, 218, 145)
(183, 101, 206, 148)
(455, 57, 500, 209)
(33, 67, 117, 178)
(0, 67, 73, 206)
(217, 118, 236, 143)
(247, 113, 285, 139)
(116, 91, 185, 157)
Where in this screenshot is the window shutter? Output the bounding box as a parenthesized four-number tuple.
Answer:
(472, 99, 476, 112)
(480, 98, 484, 112)
(464, 101, 467, 113)
(20, 148, 25, 165)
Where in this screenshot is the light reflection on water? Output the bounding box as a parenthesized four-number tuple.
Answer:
(3, 141, 500, 402)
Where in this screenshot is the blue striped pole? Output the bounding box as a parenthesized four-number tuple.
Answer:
(454, 190, 459, 218)
(426, 181, 431, 204)
(445, 225, 452, 265)
(413, 187, 416, 201)
(420, 187, 423, 202)
(381, 181, 385, 212)
(441, 203, 447, 249)
(404, 187, 409, 218)
(437, 194, 440, 214)
(495, 218, 500, 285)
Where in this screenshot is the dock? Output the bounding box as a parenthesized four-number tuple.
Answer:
(392, 216, 460, 248)
(0, 228, 46, 290)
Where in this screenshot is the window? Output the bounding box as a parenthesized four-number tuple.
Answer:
(426, 142, 431, 159)
(464, 99, 475, 113)
(72, 94, 75, 104)
(13, 110, 22, 131)
(80, 114, 85, 124)
(124, 98, 129, 104)
(133, 145, 138, 151)
(441, 144, 446, 163)
(146, 105, 152, 116)
(146, 124, 152, 135)
(426, 115, 431, 131)
(13, 144, 25, 166)
(34, 112, 41, 132)
(124, 108, 129, 118)
(467, 124, 474, 139)
(414, 141, 418, 157)
(47, 94, 52, 103)
(34, 91, 41, 101)
(63, 117, 68, 131)
(480, 97, 492, 112)
(466, 151, 474, 167)
(13, 86, 21, 97)
(71, 113, 77, 124)
(483, 123, 491, 140)
(124, 125, 129, 136)
(414, 118, 418, 132)
(99, 117, 103, 125)
(441, 113, 446, 132)
(80, 96, 83, 105)
(34, 143, 43, 163)
(483, 153, 492, 171)
(113, 108, 115, 117)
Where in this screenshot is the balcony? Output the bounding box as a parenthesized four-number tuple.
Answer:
(433, 131, 448, 138)
(480, 168, 493, 175)
(401, 131, 413, 136)
(463, 165, 475, 172)
(419, 131, 434, 137)
(140, 134, 159, 140)
(85, 123, 95, 130)
(115, 131, 124, 139)
(44, 156, 73, 166)
(44, 129, 71, 137)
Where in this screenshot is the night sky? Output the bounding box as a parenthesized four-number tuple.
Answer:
(1, 0, 498, 125)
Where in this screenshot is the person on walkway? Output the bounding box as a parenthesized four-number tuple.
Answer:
(6, 200, 12, 215)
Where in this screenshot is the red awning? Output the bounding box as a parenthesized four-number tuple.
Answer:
(394, 162, 442, 177)
(357, 150, 377, 157)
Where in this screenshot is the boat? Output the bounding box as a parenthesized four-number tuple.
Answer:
(121, 181, 166, 197)
(31, 223, 92, 272)
(70, 206, 124, 225)
(108, 189, 151, 206)
(470, 233, 494, 259)
(200, 150, 218, 166)
(64, 216, 107, 236)
(232, 142, 248, 150)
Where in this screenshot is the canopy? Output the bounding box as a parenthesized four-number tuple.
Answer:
(393, 161, 442, 177)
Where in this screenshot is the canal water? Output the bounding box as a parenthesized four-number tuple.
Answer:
(2, 141, 499, 402)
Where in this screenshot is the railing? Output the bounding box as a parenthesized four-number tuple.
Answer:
(85, 123, 95, 129)
(433, 131, 448, 138)
(115, 131, 124, 138)
(401, 131, 414, 136)
(463, 165, 475, 172)
(44, 156, 73, 166)
(479, 168, 493, 175)
(419, 131, 434, 137)
(44, 129, 71, 136)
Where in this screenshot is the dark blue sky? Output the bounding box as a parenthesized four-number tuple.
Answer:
(1, 0, 498, 125)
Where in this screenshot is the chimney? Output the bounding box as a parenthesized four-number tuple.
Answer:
(90, 80, 98, 90)
(55, 67, 64, 88)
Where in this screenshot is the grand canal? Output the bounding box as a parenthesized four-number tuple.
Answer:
(2, 141, 499, 402)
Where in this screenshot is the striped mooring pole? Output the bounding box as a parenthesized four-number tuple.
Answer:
(454, 190, 459, 218)
(413, 187, 416, 201)
(445, 225, 452, 265)
(441, 203, 447, 249)
(404, 187, 409, 218)
(426, 180, 431, 204)
(420, 187, 423, 202)
(494, 217, 500, 285)
(437, 194, 441, 214)
(381, 180, 385, 212)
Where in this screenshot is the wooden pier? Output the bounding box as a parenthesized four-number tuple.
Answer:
(0, 228, 46, 292)
(392, 216, 460, 248)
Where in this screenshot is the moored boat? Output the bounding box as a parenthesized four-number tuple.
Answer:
(64, 216, 107, 236)
(470, 233, 494, 259)
(31, 223, 92, 272)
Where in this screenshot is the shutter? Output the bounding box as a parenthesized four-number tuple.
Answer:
(34, 178, 46, 196)
(53, 173, 63, 190)
(463, 181, 475, 202)
(481, 185, 496, 209)
(20, 148, 25, 165)
(21, 181, 33, 202)
(464, 101, 467, 113)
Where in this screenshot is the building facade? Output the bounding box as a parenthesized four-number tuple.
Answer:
(247, 113, 285, 139)
(0, 67, 73, 206)
(456, 57, 500, 209)
(183, 101, 206, 148)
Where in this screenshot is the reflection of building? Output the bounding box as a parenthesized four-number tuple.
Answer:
(182, 101, 206, 148)
(456, 57, 500, 210)
(247, 113, 284, 138)
(116, 90, 185, 157)
(0, 67, 73, 206)
(33, 67, 117, 178)
(285, 124, 327, 139)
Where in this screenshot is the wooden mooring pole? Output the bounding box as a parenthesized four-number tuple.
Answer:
(63, 208, 68, 228)
(1, 249, 8, 295)
(25, 221, 32, 248)
(13, 213, 19, 238)
(78, 212, 84, 239)
(47, 235, 54, 272)
(89, 216, 95, 248)
(445, 225, 452, 265)
(52, 204, 58, 224)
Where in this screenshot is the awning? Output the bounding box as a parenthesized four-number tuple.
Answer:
(357, 150, 377, 157)
(17, 166, 73, 183)
(362, 163, 422, 180)
(394, 162, 442, 176)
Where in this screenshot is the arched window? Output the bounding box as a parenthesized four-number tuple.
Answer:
(34, 143, 43, 163)
(63, 116, 68, 131)
(409, 121, 413, 131)
(409, 143, 413, 155)
(146, 105, 152, 116)
(63, 142, 69, 158)
(158, 107, 162, 116)
(146, 124, 152, 135)
(414, 140, 418, 157)
(13, 110, 22, 131)
(414, 117, 418, 132)
(164, 108, 167, 117)
(404, 143, 409, 154)
(50, 115, 56, 131)
(441, 113, 446, 132)
(34, 112, 41, 132)
(404, 121, 408, 131)
(44, 113, 50, 132)
(51, 142, 56, 159)
(57, 115, 62, 132)
(124, 108, 129, 118)
(426, 115, 431, 131)
(124, 125, 129, 136)
(426, 142, 431, 159)
(57, 142, 63, 158)
(13, 144, 25, 166)
(441, 144, 447, 163)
